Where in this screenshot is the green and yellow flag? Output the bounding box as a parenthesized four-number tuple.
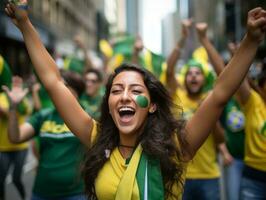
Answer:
(99, 36, 167, 84)
(0, 55, 12, 91)
(143, 50, 167, 84)
(64, 56, 85, 75)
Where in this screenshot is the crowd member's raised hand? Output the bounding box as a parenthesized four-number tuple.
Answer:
(195, 21, 226, 75)
(2, 76, 28, 106)
(178, 19, 192, 48)
(73, 34, 95, 70)
(195, 22, 208, 41)
(30, 81, 42, 111)
(166, 19, 192, 93)
(181, 19, 192, 36)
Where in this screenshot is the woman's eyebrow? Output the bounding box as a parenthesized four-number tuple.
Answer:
(111, 83, 145, 88)
(130, 84, 145, 88)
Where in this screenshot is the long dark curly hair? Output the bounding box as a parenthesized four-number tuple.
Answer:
(82, 63, 187, 199)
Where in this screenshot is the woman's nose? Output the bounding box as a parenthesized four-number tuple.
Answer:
(121, 89, 131, 102)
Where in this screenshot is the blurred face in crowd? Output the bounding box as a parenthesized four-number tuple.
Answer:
(84, 72, 101, 97)
(185, 67, 205, 96)
(108, 70, 155, 139)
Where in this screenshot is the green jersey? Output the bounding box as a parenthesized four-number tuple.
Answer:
(220, 98, 245, 159)
(28, 108, 85, 198)
(80, 93, 103, 120)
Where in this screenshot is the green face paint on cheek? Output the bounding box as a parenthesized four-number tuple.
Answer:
(136, 95, 149, 108)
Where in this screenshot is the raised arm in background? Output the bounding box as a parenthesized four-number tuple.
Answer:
(31, 81, 42, 111)
(74, 35, 95, 71)
(5, 3, 93, 146)
(2, 76, 35, 143)
(184, 7, 266, 158)
(131, 35, 144, 65)
(166, 19, 192, 95)
(196, 22, 225, 75)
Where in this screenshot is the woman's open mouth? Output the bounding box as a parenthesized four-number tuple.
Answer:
(118, 106, 136, 123)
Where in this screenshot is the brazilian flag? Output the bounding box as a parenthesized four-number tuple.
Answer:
(103, 36, 136, 71)
(64, 56, 85, 75)
(0, 55, 12, 90)
(113, 36, 135, 62)
(143, 50, 167, 83)
(100, 36, 167, 83)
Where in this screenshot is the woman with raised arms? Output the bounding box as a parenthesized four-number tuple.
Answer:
(5, 3, 266, 200)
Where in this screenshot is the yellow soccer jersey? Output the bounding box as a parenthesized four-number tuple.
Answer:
(186, 134, 220, 178)
(0, 93, 29, 151)
(175, 89, 220, 179)
(242, 90, 266, 171)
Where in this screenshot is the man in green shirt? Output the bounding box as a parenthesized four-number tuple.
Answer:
(80, 68, 104, 120)
(4, 70, 87, 200)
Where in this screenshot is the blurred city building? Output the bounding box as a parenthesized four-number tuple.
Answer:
(0, 0, 108, 77)
(122, 0, 265, 58)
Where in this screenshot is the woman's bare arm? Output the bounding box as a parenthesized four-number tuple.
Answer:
(185, 7, 266, 158)
(5, 3, 93, 146)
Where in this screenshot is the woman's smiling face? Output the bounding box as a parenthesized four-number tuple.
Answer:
(108, 70, 155, 137)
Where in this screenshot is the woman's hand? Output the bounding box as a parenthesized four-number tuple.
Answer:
(5, 2, 29, 27)
(246, 7, 266, 43)
(195, 22, 208, 42)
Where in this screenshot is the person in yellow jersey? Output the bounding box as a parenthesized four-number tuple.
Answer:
(5, 3, 266, 200)
(0, 76, 31, 200)
(237, 60, 266, 199)
(166, 20, 229, 200)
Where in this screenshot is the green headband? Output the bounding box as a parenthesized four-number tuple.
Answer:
(186, 59, 204, 73)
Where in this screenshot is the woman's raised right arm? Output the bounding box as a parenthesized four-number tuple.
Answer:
(5, 3, 93, 146)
